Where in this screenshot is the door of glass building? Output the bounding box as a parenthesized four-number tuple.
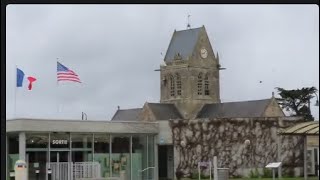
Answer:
(26, 151, 47, 180)
(50, 151, 71, 180)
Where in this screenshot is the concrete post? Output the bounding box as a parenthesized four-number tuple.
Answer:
(6, 135, 8, 180)
(109, 135, 112, 177)
(154, 135, 159, 180)
(317, 147, 319, 177)
(277, 135, 282, 178)
(19, 132, 26, 161)
(304, 136, 307, 180)
(130, 136, 132, 180)
(213, 156, 218, 180)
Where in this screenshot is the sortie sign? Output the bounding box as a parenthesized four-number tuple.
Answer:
(52, 140, 68, 145)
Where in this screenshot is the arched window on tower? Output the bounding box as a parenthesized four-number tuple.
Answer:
(169, 75, 175, 97)
(176, 74, 182, 96)
(197, 73, 203, 95)
(205, 74, 210, 95)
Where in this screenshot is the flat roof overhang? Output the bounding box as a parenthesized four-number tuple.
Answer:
(6, 118, 159, 134)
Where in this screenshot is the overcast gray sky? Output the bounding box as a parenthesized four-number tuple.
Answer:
(6, 5, 319, 120)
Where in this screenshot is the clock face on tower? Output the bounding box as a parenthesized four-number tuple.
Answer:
(200, 48, 208, 59)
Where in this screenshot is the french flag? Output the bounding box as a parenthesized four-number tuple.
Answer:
(17, 68, 37, 90)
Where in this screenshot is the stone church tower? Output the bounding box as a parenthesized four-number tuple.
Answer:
(112, 25, 284, 122)
(160, 26, 221, 119)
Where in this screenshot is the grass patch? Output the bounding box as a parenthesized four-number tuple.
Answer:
(181, 177, 319, 180)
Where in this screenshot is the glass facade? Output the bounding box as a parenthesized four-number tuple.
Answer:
(71, 133, 93, 162)
(7, 135, 19, 180)
(132, 135, 148, 180)
(111, 135, 131, 178)
(7, 132, 156, 180)
(93, 134, 110, 177)
(26, 133, 49, 180)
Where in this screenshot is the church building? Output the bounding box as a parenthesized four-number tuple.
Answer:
(111, 26, 304, 179)
(112, 26, 285, 122)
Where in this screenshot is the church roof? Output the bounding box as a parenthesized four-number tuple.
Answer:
(111, 103, 183, 121)
(111, 108, 142, 121)
(147, 103, 183, 120)
(164, 27, 202, 62)
(196, 99, 272, 118)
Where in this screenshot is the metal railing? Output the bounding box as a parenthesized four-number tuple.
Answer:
(138, 167, 155, 180)
(47, 161, 101, 180)
(217, 168, 229, 180)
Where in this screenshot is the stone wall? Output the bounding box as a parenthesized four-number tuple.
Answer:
(169, 117, 304, 178)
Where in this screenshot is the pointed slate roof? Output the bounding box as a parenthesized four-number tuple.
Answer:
(111, 108, 142, 121)
(147, 103, 183, 120)
(196, 99, 273, 118)
(164, 27, 202, 62)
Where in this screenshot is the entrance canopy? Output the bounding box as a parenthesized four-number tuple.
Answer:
(279, 121, 319, 136)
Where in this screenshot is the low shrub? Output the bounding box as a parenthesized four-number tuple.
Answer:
(249, 168, 261, 178)
(262, 168, 273, 178)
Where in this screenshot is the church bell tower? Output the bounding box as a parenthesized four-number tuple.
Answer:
(160, 26, 221, 119)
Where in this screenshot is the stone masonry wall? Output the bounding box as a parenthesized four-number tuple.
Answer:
(169, 117, 304, 178)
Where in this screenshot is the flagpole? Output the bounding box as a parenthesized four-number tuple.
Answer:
(14, 65, 17, 118)
(56, 58, 60, 117)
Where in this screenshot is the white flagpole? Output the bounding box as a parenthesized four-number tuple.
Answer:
(57, 58, 60, 116)
(14, 65, 17, 118)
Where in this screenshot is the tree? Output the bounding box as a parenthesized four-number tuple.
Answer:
(275, 86, 318, 121)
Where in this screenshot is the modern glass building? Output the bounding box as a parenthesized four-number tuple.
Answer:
(6, 118, 162, 180)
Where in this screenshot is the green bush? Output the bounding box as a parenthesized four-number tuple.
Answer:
(200, 173, 210, 179)
(190, 171, 212, 179)
(190, 172, 199, 179)
(249, 168, 261, 178)
(262, 168, 273, 178)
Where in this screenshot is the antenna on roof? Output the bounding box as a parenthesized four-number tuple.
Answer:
(82, 112, 87, 120)
(187, 14, 191, 29)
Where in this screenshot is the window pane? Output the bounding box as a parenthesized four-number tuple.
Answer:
(111, 135, 130, 179)
(50, 133, 70, 149)
(132, 135, 147, 180)
(71, 133, 92, 149)
(148, 135, 155, 179)
(27, 152, 47, 180)
(71, 134, 93, 162)
(94, 134, 110, 178)
(8, 135, 19, 176)
(26, 133, 48, 149)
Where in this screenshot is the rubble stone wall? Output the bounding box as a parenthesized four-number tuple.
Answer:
(169, 117, 304, 178)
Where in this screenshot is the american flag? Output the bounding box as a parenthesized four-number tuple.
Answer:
(57, 62, 81, 83)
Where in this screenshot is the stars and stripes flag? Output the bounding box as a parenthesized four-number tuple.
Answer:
(57, 62, 81, 83)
